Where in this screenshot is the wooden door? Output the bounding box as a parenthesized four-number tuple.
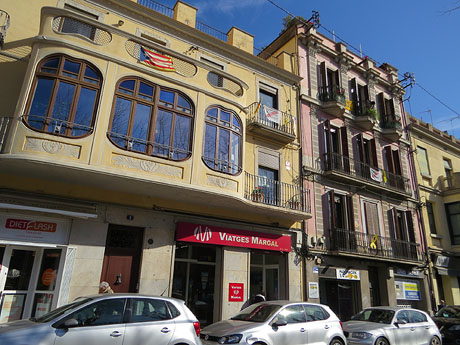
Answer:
(101, 225, 143, 293)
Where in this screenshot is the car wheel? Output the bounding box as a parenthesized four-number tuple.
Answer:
(429, 336, 441, 345)
(375, 337, 389, 345)
(329, 338, 344, 345)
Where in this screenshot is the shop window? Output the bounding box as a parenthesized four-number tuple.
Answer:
(203, 106, 242, 175)
(24, 55, 101, 138)
(108, 77, 194, 161)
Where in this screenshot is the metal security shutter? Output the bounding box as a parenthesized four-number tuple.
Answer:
(258, 150, 279, 170)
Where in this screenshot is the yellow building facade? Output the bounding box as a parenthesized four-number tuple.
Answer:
(409, 116, 460, 308)
(0, 0, 310, 324)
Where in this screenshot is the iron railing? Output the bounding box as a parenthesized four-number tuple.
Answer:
(246, 102, 296, 137)
(329, 227, 422, 261)
(137, 0, 174, 17)
(380, 114, 402, 130)
(195, 20, 227, 41)
(244, 172, 311, 213)
(352, 100, 377, 118)
(321, 152, 411, 194)
(318, 85, 345, 104)
(441, 172, 460, 191)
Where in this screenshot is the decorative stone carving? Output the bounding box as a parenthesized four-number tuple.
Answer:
(310, 104, 319, 118)
(111, 154, 183, 178)
(24, 137, 80, 158)
(206, 175, 238, 192)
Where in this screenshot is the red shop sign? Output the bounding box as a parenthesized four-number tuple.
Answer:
(5, 218, 57, 233)
(176, 222, 291, 252)
(229, 283, 244, 302)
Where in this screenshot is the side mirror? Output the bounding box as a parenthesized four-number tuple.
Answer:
(272, 320, 288, 327)
(58, 318, 79, 329)
(394, 319, 407, 327)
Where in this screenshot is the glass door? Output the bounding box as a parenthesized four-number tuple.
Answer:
(0, 248, 36, 323)
(250, 252, 281, 301)
(0, 247, 64, 323)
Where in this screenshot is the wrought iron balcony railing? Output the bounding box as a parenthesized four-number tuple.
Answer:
(321, 152, 411, 194)
(244, 172, 311, 213)
(380, 114, 402, 130)
(441, 172, 460, 192)
(246, 102, 295, 137)
(318, 85, 346, 104)
(329, 227, 422, 261)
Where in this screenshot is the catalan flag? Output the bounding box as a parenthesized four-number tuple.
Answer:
(139, 46, 175, 72)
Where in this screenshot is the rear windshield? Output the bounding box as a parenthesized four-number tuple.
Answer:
(351, 309, 395, 324)
(231, 304, 281, 322)
(436, 306, 460, 318)
(34, 298, 92, 323)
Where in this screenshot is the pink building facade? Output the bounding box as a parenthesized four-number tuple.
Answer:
(263, 22, 431, 318)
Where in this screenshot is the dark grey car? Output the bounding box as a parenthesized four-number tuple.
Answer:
(0, 293, 202, 345)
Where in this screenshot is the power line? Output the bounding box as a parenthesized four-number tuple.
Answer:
(263, 0, 460, 119)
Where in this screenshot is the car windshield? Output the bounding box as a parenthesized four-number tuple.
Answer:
(33, 297, 92, 323)
(351, 309, 395, 324)
(231, 304, 281, 322)
(435, 306, 460, 318)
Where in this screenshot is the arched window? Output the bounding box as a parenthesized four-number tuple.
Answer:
(203, 106, 242, 175)
(108, 77, 194, 161)
(24, 55, 101, 137)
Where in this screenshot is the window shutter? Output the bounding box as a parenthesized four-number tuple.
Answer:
(349, 78, 358, 104)
(319, 61, 327, 88)
(392, 149, 402, 176)
(377, 93, 385, 118)
(405, 211, 415, 242)
(370, 138, 378, 169)
(328, 190, 336, 231)
(356, 133, 364, 162)
(334, 69, 340, 88)
(384, 146, 395, 173)
(340, 126, 349, 157)
(258, 150, 280, 170)
(363, 84, 369, 102)
(391, 208, 403, 240)
(346, 195, 354, 231)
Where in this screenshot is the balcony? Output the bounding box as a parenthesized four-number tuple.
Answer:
(351, 100, 378, 130)
(441, 172, 460, 195)
(318, 85, 346, 117)
(328, 228, 423, 262)
(244, 172, 311, 214)
(321, 152, 411, 197)
(246, 102, 296, 144)
(380, 114, 403, 141)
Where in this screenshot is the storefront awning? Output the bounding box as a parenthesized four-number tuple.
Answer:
(0, 191, 98, 219)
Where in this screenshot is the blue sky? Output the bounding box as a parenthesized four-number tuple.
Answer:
(156, 0, 460, 138)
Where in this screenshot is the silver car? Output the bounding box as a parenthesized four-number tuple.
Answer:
(343, 306, 441, 345)
(0, 293, 202, 345)
(201, 300, 346, 345)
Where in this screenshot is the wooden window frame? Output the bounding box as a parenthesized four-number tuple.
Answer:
(202, 105, 242, 175)
(107, 77, 194, 161)
(24, 54, 102, 138)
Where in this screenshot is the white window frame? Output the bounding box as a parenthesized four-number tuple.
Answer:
(360, 197, 384, 236)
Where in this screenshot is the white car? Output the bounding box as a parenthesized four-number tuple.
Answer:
(0, 294, 202, 345)
(343, 306, 441, 345)
(201, 300, 346, 345)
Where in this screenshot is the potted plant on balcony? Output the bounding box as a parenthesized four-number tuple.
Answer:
(365, 107, 378, 120)
(251, 187, 264, 203)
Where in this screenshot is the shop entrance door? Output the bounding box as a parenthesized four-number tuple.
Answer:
(320, 278, 359, 321)
(0, 246, 63, 322)
(101, 225, 143, 293)
(172, 244, 216, 327)
(250, 252, 284, 301)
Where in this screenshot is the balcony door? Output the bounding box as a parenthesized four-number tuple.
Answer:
(355, 134, 378, 180)
(384, 147, 403, 189)
(323, 121, 349, 172)
(258, 166, 278, 206)
(327, 190, 355, 251)
(389, 209, 417, 259)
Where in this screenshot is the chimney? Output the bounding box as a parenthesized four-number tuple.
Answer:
(227, 27, 254, 54)
(173, 1, 197, 28)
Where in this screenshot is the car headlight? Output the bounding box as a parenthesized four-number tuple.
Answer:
(218, 334, 243, 344)
(352, 332, 373, 339)
(448, 324, 460, 331)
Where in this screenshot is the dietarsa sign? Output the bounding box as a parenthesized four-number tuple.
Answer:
(176, 222, 291, 252)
